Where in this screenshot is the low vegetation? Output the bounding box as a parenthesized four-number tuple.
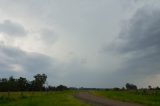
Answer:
(0, 91, 90, 106)
(91, 90, 160, 106)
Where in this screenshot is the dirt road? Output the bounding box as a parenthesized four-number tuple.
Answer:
(75, 92, 143, 106)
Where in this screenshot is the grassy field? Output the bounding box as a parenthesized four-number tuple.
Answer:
(2, 90, 160, 106)
(0, 91, 90, 106)
(91, 90, 160, 106)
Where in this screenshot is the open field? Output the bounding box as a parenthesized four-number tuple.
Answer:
(1, 90, 160, 106)
(75, 92, 142, 106)
(91, 90, 160, 106)
(0, 91, 90, 106)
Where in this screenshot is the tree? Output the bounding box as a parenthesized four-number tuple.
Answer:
(126, 83, 137, 90)
(56, 85, 68, 91)
(0, 74, 49, 92)
(34, 74, 47, 91)
(8, 76, 17, 91)
(155, 86, 160, 90)
(0, 78, 8, 92)
(148, 85, 152, 90)
(18, 77, 27, 96)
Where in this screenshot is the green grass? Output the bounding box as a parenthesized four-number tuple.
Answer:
(91, 90, 160, 106)
(0, 91, 90, 106)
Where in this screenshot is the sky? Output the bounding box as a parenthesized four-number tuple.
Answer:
(0, 0, 160, 88)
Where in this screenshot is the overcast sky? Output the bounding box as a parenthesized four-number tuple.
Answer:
(0, 0, 160, 88)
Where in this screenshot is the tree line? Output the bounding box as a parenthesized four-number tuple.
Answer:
(0, 73, 68, 92)
(110, 83, 160, 91)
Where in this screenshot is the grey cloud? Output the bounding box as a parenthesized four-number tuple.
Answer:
(40, 29, 58, 44)
(99, 7, 160, 88)
(0, 45, 112, 87)
(0, 20, 27, 36)
(109, 8, 160, 77)
(119, 9, 160, 53)
(0, 45, 55, 78)
(51, 59, 110, 88)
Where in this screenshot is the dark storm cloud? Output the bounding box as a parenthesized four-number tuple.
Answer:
(0, 45, 55, 77)
(119, 9, 160, 53)
(109, 8, 160, 77)
(0, 20, 27, 36)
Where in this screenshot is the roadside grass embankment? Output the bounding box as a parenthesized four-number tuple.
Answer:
(90, 90, 160, 106)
